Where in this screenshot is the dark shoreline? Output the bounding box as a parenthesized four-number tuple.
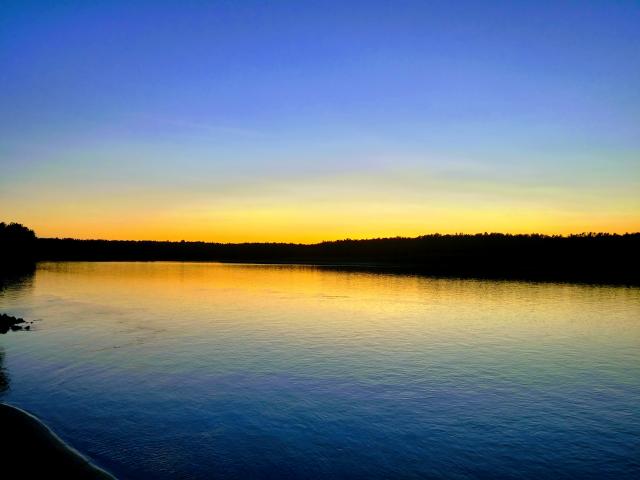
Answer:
(3, 229, 640, 285)
(0, 403, 116, 479)
(30, 233, 640, 286)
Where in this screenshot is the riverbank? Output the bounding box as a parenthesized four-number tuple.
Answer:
(34, 233, 640, 285)
(0, 403, 116, 479)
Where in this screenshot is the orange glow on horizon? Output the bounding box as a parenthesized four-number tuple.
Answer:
(19, 208, 640, 244)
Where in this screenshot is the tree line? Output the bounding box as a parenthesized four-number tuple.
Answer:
(2, 222, 639, 284)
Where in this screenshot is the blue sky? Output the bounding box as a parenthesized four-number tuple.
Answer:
(1, 0, 639, 241)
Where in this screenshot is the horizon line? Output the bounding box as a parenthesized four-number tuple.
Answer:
(39, 231, 640, 246)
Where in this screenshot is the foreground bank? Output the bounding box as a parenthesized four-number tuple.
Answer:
(0, 403, 116, 480)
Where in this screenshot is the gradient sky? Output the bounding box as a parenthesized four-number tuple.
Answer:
(1, 0, 639, 242)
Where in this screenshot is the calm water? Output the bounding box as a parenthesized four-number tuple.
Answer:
(1, 262, 639, 479)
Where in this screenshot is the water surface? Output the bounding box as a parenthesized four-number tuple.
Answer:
(1, 262, 639, 479)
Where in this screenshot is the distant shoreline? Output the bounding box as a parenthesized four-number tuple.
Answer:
(34, 233, 640, 285)
(4, 229, 640, 285)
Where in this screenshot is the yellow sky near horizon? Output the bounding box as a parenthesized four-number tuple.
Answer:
(7, 193, 639, 243)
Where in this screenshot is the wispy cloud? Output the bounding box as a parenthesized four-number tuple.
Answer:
(129, 113, 272, 140)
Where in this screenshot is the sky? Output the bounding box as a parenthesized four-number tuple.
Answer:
(1, 0, 639, 242)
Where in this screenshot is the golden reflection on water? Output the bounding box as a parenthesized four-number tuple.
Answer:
(29, 262, 640, 352)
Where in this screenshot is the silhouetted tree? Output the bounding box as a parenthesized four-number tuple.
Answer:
(0, 222, 37, 266)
